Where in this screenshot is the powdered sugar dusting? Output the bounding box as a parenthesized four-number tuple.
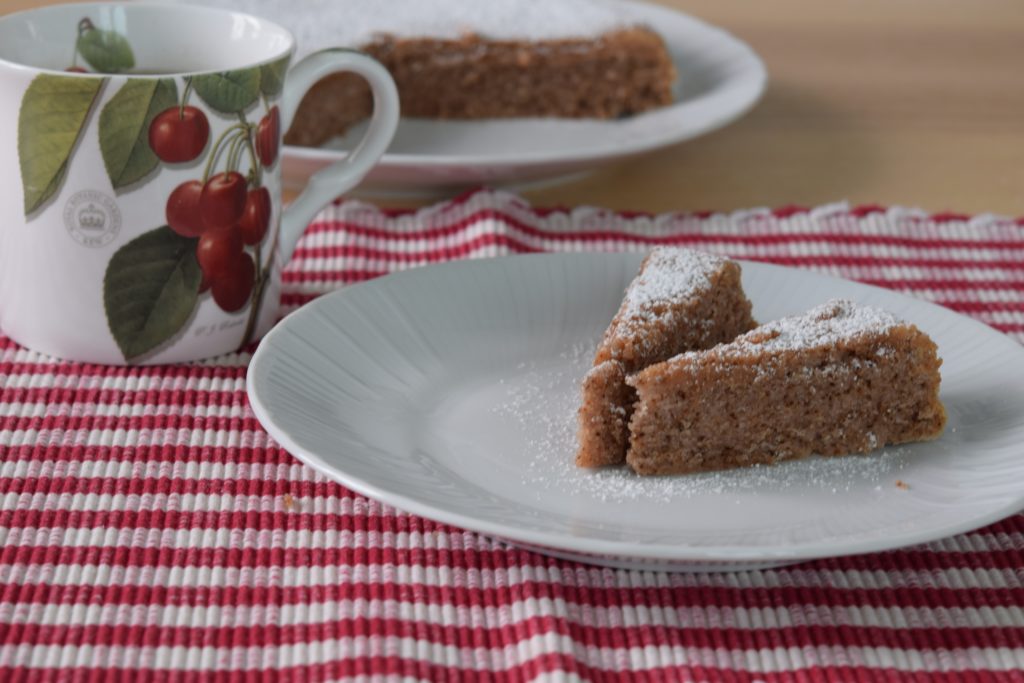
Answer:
(539, 447, 909, 505)
(688, 299, 902, 363)
(614, 248, 725, 333)
(186, 0, 633, 57)
(493, 337, 909, 505)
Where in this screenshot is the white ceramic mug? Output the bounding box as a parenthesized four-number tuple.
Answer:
(0, 2, 399, 364)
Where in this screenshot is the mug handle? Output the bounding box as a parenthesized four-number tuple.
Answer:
(277, 49, 400, 263)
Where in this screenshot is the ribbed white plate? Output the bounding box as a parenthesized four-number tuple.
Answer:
(247, 254, 1024, 572)
(282, 0, 766, 196)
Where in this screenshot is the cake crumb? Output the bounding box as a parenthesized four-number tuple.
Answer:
(283, 493, 295, 510)
(895, 479, 910, 490)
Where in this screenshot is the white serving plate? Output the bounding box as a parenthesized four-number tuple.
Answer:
(282, 0, 767, 197)
(247, 253, 1024, 572)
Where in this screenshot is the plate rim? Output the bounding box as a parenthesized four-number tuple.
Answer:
(282, 0, 768, 169)
(247, 253, 1024, 563)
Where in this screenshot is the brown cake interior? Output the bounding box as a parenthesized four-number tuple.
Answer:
(286, 28, 677, 147)
(626, 300, 947, 476)
(577, 360, 633, 467)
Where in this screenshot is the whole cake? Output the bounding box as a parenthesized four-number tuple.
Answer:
(626, 300, 947, 476)
(576, 248, 756, 468)
(192, 0, 677, 146)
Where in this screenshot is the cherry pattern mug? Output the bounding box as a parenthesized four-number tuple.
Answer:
(0, 3, 399, 364)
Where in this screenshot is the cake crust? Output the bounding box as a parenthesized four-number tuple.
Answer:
(626, 300, 947, 476)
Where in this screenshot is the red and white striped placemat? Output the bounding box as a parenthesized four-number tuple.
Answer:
(1, 189, 1022, 681)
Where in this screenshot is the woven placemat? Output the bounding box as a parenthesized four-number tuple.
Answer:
(1, 189, 1022, 681)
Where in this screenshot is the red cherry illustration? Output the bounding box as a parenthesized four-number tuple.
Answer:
(165, 180, 205, 238)
(196, 225, 243, 279)
(211, 252, 255, 312)
(238, 187, 271, 245)
(255, 106, 280, 167)
(199, 172, 247, 231)
(148, 106, 210, 163)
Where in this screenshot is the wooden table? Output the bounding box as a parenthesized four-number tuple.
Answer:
(4, 0, 1022, 215)
(530, 0, 1024, 215)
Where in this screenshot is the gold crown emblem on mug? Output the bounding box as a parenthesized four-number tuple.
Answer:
(76, 204, 106, 230)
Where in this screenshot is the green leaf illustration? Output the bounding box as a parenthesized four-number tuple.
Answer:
(104, 226, 202, 361)
(259, 56, 290, 97)
(99, 79, 178, 189)
(18, 74, 104, 215)
(77, 27, 135, 74)
(193, 69, 260, 113)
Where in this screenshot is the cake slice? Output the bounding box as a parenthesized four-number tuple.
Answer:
(195, 0, 677, 147)
(626, 300, 947, 476)
(288, 27, 677, 147)
(576, 248, 756, 467)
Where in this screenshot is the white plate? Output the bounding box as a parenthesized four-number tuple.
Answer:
(247, 254, 1024, 572)
(282, 1, 767, 197)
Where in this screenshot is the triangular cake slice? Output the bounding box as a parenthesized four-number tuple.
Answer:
(576, 248, 756, 467)
(626, 299, 947, 476)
